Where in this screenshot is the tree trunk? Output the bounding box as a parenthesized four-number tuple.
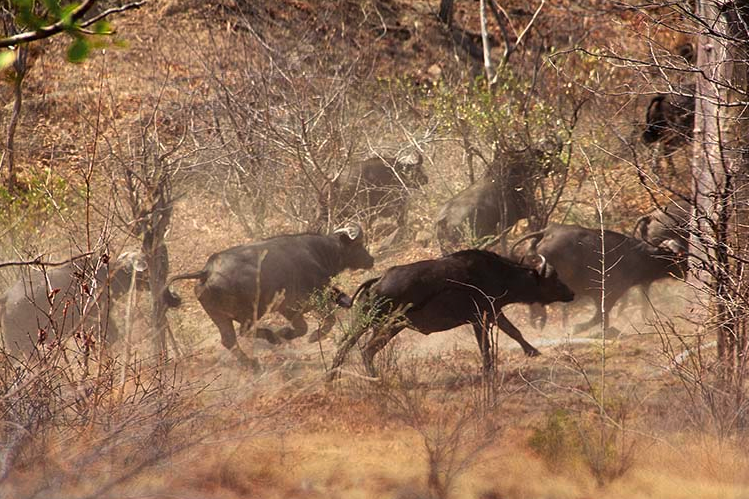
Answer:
(4, 46, 28, 193)
(479, 0, 495, 83)
(692, 0, 749, 384)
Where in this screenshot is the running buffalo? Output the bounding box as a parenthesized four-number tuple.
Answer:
(642, 88, 695, 172)
(434, 175, 527, 254)
(328, 249, 574, 376)
(1, 251, 148, 358)
(162, 224, 374, 368)
(319, 153, 428, 229)
(633, 197, 692, 252)
(512, 223, 688, 334)
(628, 198, 692, 312)
(435, 148, 560, 254)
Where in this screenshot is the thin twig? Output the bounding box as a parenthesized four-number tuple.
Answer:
(0, 252, 93, 269)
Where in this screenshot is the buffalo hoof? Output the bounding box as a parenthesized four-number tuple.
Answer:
(307, 329, 330, 344)
(275, 325, 306, 341)
(256, 327, 283, 345)
(524, 347, 541, 357)
(232, 348, 261, 373)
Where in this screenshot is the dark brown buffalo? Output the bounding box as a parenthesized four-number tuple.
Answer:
(434, 148, 560, 255)
(162, 224, 374, 368)
(328, 249, 574, 376)
(642, 88, 695, 172)
(633, 198, 692, 252)
(434, 176, 525, 254)
(1, 252, 147, 358)
(512, 224, 687, 334)
(320, 153, 428, 229)
(626, 198, 692, 313)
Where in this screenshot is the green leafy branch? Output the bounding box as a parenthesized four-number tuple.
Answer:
(0, 0, 147, 66)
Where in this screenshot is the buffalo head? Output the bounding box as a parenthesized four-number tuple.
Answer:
(109, 250, 149, 298)
(334, 222, 375, 270)
(400, 152, 429, 188)
(523, 253, 575, 305)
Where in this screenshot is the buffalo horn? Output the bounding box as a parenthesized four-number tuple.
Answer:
(334, 222, 362, 241)
(119, 251, 148, 272)
(660, 239, 685, 255)
(535, 254, 547, 276)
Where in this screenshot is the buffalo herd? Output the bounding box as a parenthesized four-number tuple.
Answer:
(1, 144, 693, 374)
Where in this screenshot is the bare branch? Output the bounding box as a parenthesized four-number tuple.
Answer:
(0, 252, 94, 269)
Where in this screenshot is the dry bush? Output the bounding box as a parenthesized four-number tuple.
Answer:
(329, 306, 511, 499)
(0, 347, 210, 497)
(653, 315, 749, 439)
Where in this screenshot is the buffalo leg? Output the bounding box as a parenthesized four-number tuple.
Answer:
(528, 303, 547, 330)
(207, 313, 257, 370)
(361, 325, 405, 376)
(275, 312, 309, 341)
(495, 312, 540, 357)
(237, 318, 262, 372)
(307, 313, 336, 343)
(572, 303, 612, 335)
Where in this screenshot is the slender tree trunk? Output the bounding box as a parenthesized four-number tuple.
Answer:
(479, 0, 495, 83)
(5, 46, 28, 193)
(722, 0, 749, 388)
(692, 1, 749, 385)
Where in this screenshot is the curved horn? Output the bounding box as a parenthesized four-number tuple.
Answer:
(632, 215, 651, 240)
(119, 251, 148, 272)
(334, 222, 362, 241)
(535, 254, 547, 276)
(659, 239, 686, 255)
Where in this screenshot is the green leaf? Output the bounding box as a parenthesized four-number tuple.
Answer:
(67, 38, 89, 63)
(42, 0, 62, 17)
(93, 20, 112, 35)
(17, 4, 43, 30)
(60, 4, 78, 29)
(0, 50, 16, 71)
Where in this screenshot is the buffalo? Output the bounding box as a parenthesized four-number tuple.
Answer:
(319, 153, 428, 231)
(434, 148, 560, 255)
(642, 88, 695, 173)
(1, 251, 148, 358)
(512, 224, 688, 334)
(328, 249, 574, 376)
(633, 198, 692, 252)
(434, 175, 526, 254)
(162, 224, 375, 368)
(627, 198, 692, 312)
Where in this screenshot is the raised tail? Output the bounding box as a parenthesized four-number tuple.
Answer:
(161, 270, 208, 308)
(335, 277, 381, 309)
